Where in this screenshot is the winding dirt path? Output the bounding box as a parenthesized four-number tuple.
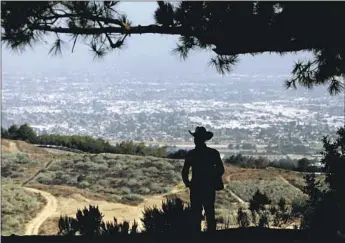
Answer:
(24, 187, 58, 235)
(23, 175, 305, 235)
(24, 185, 185, 235)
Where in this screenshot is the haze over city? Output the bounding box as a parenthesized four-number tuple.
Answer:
(2, 2, 342, 156)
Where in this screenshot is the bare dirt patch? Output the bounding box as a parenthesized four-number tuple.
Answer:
(35, 184, 186, 235)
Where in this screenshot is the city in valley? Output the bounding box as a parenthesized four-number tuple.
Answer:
(2, 68, 343, 160)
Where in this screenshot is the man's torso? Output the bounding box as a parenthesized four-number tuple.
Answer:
(187, 147, 218, 189)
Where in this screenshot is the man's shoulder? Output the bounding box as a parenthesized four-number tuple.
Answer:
(206, 147, 220, 154)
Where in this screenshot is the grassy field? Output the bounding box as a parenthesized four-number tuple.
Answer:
(1, 179, 46, 236)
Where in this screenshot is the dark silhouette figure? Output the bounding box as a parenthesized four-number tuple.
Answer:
(182, 127, 225, 233)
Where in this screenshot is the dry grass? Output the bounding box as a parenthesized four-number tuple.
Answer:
(38, 217, 59, 235)
(1, 139, 81, 184)
(2, 139, 57, 163)
(28, 184, 109, 202)
(1, 180, 46, 236)
(31, 153, 184, 204)
(228, 178, 307, 204)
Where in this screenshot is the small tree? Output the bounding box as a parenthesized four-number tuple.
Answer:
(297, 158, 311, 172)
(249, 190, 271, 213)
(270, 197, 292, 227)
(249, 190, 271, 226)
(1, 127, 9, 139)
(75, 205, 104, 236)
(258, 211, 270, 228)
(17, 124, 37, 143)
(167, 149, 188, 159)
(8, 124, 19, 139)
(300, 127, 345, 237)
(254, 156, 269, 169)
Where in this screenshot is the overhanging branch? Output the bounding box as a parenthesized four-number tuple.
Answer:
(31, 24, 184, 36)
(31, 23, 345, 56)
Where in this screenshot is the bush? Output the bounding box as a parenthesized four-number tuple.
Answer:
(58, 205, 138, 236)
(36, 172, 55, 184)
(270, 197, 292, 227)
(237, 207, 250, 227)
(120, 194, 144, 205)
(249, 190, 271, 213)
(137, 186, 151, 194)
(258, 211, 270, 228)
(118, 187, 132, 195)
(126, 178, 139, 188)
(78, 181, 90, 189)
(291, 197, 307, 217)
(141, 197, 193, 235)
(167, 149, 188, 159)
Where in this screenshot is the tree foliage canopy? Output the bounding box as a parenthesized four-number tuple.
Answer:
(2, 1, 345, 93)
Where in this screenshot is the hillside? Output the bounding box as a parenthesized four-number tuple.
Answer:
(1, 139, 310, 235)
(1, 179, 46, 236)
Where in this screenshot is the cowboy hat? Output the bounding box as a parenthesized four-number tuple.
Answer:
(188, 126, 213, 141)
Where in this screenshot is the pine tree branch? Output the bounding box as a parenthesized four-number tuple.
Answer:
(30, 24, 183, 35)
(30, 24, 345, 55)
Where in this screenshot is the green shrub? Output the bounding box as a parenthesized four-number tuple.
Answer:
(49, 164, 62, 171)
(120, 194, 144, 205)
(141, 197, 193, 234)
(1, 153, 39, 179)
(119, 187, 132, 195)
(35, 154, 184, 202)
(79, 181, 91, 189)
(237, 207, 251, 227)
(37, 172, 55, 184)
(291, 197, 307, 217)
(126, 179, 139, 188)
(142, 166, 160, 174)
(109, 195, 121, 202)
(137, 186, 151, 194)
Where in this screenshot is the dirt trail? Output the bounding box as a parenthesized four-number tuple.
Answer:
(21, 160, 55, 186)
(24, 176, 303, 235)
(278, 175, 303, 193)
(226, 175, 248, 205)
(24, 184, 186, 235)
(24, 187, 58, 235)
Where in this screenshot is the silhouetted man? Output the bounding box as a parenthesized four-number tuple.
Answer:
(182, 126, 225, 233)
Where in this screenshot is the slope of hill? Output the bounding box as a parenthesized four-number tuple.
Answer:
(1, 180, 46, 236)
(29, 153, 184, 205)
(1, 139, 309, 235)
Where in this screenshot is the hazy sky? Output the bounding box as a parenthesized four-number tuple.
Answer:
(2, 2, 313, 76)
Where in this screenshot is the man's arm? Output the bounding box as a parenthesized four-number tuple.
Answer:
(182, 154, 192, 187)
(215, 150, 225, 176)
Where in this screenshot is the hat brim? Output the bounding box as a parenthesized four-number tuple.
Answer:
(189, 130, 213, 141)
